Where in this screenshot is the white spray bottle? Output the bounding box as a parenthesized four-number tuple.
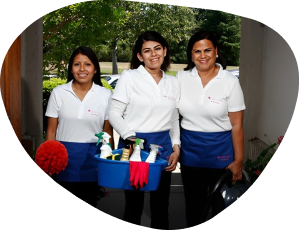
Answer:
(95, 132, 112, 159)
(146, 144, 162, 163)
(129, 138, 144, 162)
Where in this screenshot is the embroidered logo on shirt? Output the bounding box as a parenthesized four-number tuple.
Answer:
(208, 96, 224, 104)
(164, 95, 175, 101)
(217, 155, 233, 161)
(88, 110, 100, 116)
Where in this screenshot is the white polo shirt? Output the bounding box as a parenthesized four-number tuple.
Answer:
(177, 64, 245, 132)
(46, 80, 112, 142)
(111, 65, 180, 133)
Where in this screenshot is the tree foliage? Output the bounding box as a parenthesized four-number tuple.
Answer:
(43, 0, 125, 76)
(43, 0, 196, 76)
(43, 1, 241, 77)
(114, 3, 196, 64)
(193, 8, 241, 66)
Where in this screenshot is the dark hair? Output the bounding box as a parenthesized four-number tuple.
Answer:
(184, 30, 226, 71)
(130, 31, 171, 72)
(67, 46, 103, 86)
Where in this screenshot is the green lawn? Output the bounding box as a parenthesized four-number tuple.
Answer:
(101, 65, 238, 77)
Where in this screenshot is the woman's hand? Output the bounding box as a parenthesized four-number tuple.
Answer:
(125, 136, 136, 156)
(228, 111, 244, 181)
(226, 160, 243, 181)
(165, 145, 180, 172)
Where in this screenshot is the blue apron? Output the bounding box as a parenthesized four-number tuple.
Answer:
(118, 130, 173, 161)
(56, 141, 101, 182)
(180, 129, 234, 169)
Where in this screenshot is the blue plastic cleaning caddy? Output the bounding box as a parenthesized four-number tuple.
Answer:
(94, 149, 168, 191)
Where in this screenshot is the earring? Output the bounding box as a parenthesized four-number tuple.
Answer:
(216, 55, 219, 58)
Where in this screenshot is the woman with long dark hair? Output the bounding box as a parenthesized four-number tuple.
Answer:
(109, 31, 180, 229)
(46, 46, 114, 207)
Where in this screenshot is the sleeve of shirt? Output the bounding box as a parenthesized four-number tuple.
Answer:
(111, 70, 132, 104)
(175, 71, 183, 106)
(228, 78, 246, 112)
(45, 88, 61, 118)
(173, 77, 181, 109)
(108, 99, 136, 140)
(104, 90, 113, 120)
(169, 108, 181, 146)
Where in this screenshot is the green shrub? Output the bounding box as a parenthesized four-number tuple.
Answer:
(43, 78, 67, 93)
(43, 77, 113, 93)
(101, 79, 113, 91)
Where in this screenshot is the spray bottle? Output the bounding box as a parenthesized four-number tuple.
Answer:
(146, 144, 162, 163)
(129, 138, 144, 162)
(95, 132, 112, 159)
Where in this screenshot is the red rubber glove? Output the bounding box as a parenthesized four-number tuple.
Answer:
(129, 161, 149, 189)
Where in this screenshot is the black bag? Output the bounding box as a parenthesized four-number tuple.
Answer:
(200, 170, 251, 222)
(97, 186, 108, 201)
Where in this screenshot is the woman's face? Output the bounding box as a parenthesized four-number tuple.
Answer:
(71, 53, 96, 84)
(191, 39, 218, 72)
(137, 41, 167, 72)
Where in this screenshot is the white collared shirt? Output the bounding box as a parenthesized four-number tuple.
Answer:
(176, 64, 245, 132)
(111, 65, 180, 134)
(46, 80, 112, 142)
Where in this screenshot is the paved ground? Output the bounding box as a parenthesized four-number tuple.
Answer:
(96, 130, 187, 229)
(96, 171, 186, 229)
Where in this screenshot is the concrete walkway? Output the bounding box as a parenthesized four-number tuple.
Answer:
(96, 173, 186, 229)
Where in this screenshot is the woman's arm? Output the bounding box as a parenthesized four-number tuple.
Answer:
(108, 99, 136, 140)
(46, 117, 58, 140)
(165, 108, 180, 172)
(227, 110, 244, 181)
(165, 144, 180, 172)
(103, 119, 115, 150)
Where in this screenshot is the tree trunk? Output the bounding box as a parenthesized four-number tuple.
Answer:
(112, 44, 118, 74)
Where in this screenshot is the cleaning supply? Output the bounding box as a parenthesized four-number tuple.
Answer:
(146, 144, 162, 163)
(95, 132, 112, 159)
(120, 138, 135, 161)
(106, 154, 121, 161)
(120, 149, 130, 161)
(129, 138, 144, 162)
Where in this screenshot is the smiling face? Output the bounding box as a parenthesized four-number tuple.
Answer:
(137, 41, 167, 73)
(71, 53, 96, 85)
(192, 39, 218, 72)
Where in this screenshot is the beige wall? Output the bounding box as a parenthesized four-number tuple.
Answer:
(239, 18, 264, 159)
(239, 17, 299, 159)
(258, 27, 298, 143)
